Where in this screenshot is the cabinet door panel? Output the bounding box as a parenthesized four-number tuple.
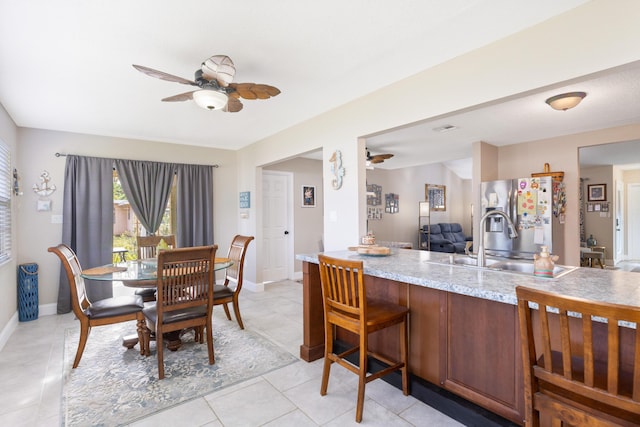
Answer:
(444, 293, 523, 424)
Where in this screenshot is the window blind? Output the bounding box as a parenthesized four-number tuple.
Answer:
(0, 141, 11, 264)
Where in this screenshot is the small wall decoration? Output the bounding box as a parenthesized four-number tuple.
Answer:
(32, 170, 56, 197)
(425, 184, 446, 211)
(367, 184, 381, 206)
(37, 199, 52, 212)
(13, 168, 22, 196)
(587, 184, 606, 202)
(239, 191, 250, 208)
(385, 193, 399, 213)
(367, 206, 383, 220)
(329, 150, 345, 190)
(302, 185, 316, 207)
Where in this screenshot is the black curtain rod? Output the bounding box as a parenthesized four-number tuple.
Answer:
(54, 152, 219, 168)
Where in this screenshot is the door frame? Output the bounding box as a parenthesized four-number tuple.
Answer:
(614, 180, 624, 263)
(627, 183, 640, 260)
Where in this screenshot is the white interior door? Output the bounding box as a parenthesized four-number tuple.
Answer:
(628, 183, 640, 260)
(262, 171, 292, 282)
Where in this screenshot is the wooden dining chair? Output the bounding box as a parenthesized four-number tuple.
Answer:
(141, 245, 217, 379)
(136, 234, 176, 260)
(213, 235, 254, 329)
(516, 285, 640, 426)
(133, 234, 177, 302)
(317, 254, 409, 423)
(48, 244, 146, 368)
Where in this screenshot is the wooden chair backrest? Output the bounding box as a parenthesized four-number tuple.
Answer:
(48, 244, 90, 319)
(156, 245, 217, 318)
(136, 235, 176, 259)
(318, 254, 366, 335)
(223, 235, 254, 290)
(516, 285, 640, 424)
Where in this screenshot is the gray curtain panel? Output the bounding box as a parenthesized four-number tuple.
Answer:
(57, 155, 115, 313)
(176, 164, 214, 247)
(114, 159, 176, 235)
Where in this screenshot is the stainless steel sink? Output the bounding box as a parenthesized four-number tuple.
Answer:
(450, 256, 500, 267)
(442, 255, 578, 278)
(488, 260, 578, 278)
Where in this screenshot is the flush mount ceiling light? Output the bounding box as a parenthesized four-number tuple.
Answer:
(192, 89, 228, 110)
(545, 91, 587, 111)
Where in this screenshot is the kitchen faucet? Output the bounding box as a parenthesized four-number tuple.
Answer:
(477, 210, 519, 267)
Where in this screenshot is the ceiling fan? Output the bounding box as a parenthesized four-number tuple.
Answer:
(132, 55, 280, 112)
(366, 149, 394, 165)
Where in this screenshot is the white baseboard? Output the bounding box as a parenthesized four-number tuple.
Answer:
(40, 303, 58, 316)
(0, 311, 18, 353)
(0, 303, 60, 353)
(244, 280, 264, 293)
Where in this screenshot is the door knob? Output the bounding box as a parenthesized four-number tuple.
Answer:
(284, 230, 289, 235)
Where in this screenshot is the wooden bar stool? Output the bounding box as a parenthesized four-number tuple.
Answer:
(317, 254, 409, 423)
(516, 286, 640, 426)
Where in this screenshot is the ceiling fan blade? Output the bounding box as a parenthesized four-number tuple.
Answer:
(376, 154, 394, 160)
(133, 64, 198, 86)
(201, 55, 236, 88)
(229, 83, 281, 100)
(223, 97, 244, 113)
(371, 158, 386, 164)
(161, 91, 196, 102)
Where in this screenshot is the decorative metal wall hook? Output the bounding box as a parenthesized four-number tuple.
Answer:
(33, 170, 57, 197)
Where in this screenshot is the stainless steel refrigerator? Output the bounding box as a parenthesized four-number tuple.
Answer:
(480, 177, 563, 260)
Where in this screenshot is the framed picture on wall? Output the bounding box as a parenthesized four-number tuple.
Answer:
(302, 185, 316, 207)
(587, 184, 606, 202)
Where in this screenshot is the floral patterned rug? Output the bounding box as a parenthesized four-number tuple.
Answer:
(62, 320, 298, 426)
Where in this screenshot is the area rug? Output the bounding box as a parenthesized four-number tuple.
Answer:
(62, 320, 298, 426)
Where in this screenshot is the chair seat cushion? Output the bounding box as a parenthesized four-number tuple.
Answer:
(135, 288, 156, 297)
(85, 295, 144, 318)
(213, 284, 234, 299)
(142, 304, 207, 325)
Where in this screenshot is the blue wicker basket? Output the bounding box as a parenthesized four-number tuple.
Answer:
(18, 263, 38, 321)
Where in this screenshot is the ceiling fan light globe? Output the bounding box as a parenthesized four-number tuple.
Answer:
(193, 89, 228, 110)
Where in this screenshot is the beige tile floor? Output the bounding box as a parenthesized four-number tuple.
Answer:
(0, 280, 463, 427)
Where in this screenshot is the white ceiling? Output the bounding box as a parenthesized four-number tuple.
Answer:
(0, 0, 594, 151)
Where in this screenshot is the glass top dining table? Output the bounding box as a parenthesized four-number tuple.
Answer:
(81, 258, 234, 286)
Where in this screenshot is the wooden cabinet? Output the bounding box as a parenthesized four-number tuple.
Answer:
(300, 261, 525, 425)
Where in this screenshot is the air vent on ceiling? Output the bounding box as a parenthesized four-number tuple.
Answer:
(432, 124, 458, 133)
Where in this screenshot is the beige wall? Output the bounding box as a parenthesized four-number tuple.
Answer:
(580, 165, 614, 261)
(0, 104, 18, 335)
(366, 164, 472, 248)
(15, 128, 238, 316)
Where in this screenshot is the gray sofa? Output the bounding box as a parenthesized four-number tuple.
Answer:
(421, 223, 472, 254)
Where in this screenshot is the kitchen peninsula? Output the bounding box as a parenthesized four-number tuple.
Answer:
(296, 249, 640, 425)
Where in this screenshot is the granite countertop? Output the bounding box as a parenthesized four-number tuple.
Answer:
(296, 249, 640, 308)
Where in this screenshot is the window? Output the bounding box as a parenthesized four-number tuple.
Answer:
(112, 172, 176, 260)
(0, 140, 11, 264)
